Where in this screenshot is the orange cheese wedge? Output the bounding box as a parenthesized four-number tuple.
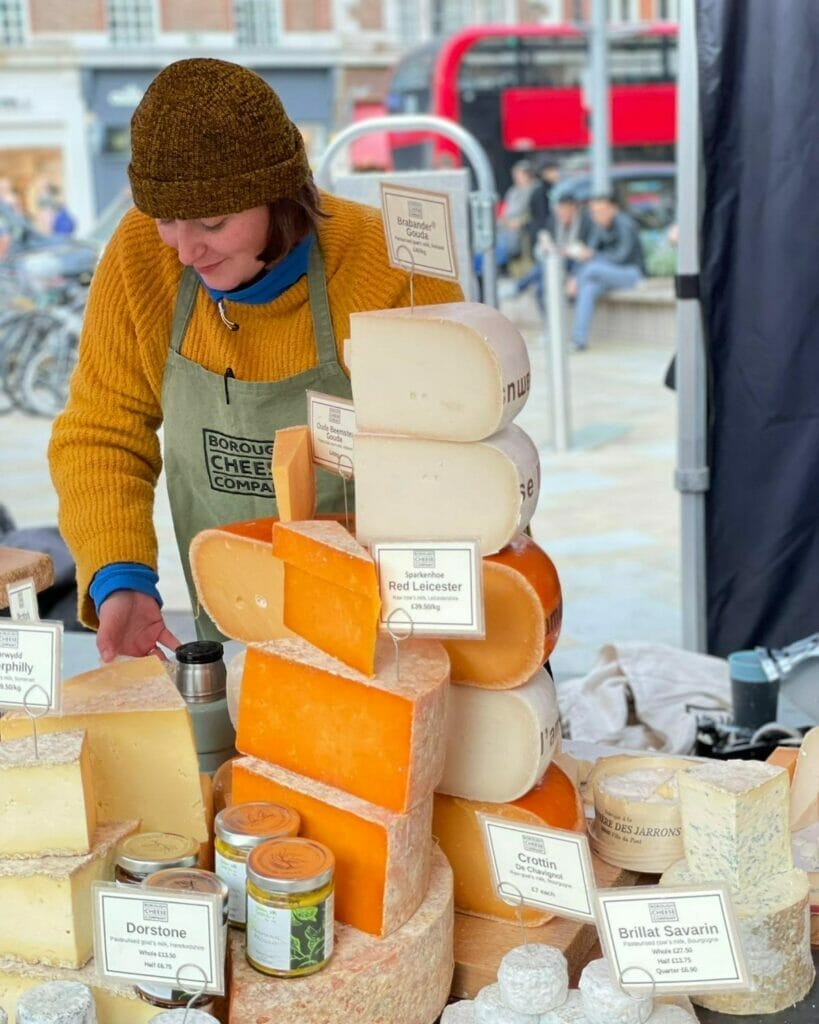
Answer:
(432, 762, 585, 926)
(233, 756, 432, 938)
(443, 532, 562, 689)
(236, 635, 449, 813)
(272, 519, 381, 676)
(271, 425, 316, 522)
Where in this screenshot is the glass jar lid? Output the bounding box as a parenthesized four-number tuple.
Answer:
(116, 832, 200, 876)
(215, 801, 300, 850)
(144, 867, 229, 910)
(247, 837, 335, 895)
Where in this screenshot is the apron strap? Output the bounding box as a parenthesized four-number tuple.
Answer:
(170, 266, 201, 354)
(307, 241, 338, 367)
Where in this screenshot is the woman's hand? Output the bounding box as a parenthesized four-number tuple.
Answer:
(97, 591, 181, 663)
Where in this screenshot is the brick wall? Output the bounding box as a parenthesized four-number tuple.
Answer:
(347, 0, 382, 31)
(28, 0, 104, 32)
(160, 0, 233, 32)
(282, 0, 333, 31)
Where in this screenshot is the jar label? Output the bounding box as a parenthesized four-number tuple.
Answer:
(215, 849, 247, 924)
(247, 892, 333, 973)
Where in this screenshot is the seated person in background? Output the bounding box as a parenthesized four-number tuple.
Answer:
(474, 159, 536, 279)
(527, 158, 560, 253)
(512, 193, 590, 313)
(567, 195, 644, 352)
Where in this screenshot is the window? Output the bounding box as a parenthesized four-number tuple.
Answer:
(607, 0, 639, 22)
(658, 0, 679, 21)
(107, 0, 154, 46)
(396, 0, 422, 49)
(0, 0, 25, 46)
(234, 0, 279, 47)
(431, 0, 470, 36)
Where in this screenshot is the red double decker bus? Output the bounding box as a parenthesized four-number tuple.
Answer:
(385, 23, 677, 189)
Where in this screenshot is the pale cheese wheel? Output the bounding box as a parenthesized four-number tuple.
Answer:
(474, 983, 540, 1024)
(353, 424, 540, 555)
(228, 847, 454, 1024)
(226, 647, 246, 728)
(790, 726, 819, 831)
(438, 668, 560, 803)
(578, 959, 653, 1024)
(348, 301, 531, 441)
(497, 944, 569, 1014)
(645, 1006, 696, 1023)
(16, 981, 95, 1024)
(0, 1007, 6, 1024)
(539, 991, 590, 1023)
(441, 1002, 475, 1024)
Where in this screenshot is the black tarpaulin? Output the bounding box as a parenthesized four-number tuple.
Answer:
(699, 0, 819, 655)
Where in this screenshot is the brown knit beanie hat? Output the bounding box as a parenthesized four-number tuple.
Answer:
(128, 58, 310, 220)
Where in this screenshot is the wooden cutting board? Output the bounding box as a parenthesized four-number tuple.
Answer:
(452, 855, 638, 998)
(0, 546, 53, 610)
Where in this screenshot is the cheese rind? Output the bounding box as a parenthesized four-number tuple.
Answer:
(272, 520, 381, 675)
(441, 1002, 476, 1024)
(228, 847, 454, 1024)
(578, 958, 653, 1024)
(232, 756, 432, 937)
(790, 726, 819, 831)
(474, 983, 538, 1024)
(236, 635, 449, 812)
(16, 981, 95, 1024)
(353, 425, 541, 556)
(348, 302, 531, 441)
(444, 534, 562, 689)
(497, 944, 568, 1014)
(0, 547, 53, 608)
(438, 668, 560, 803)
(0, 658, 208, 842)
(0, 821, 138, 968)
(433, 763, 585, 926)
(540, 991, 590, 1023)
(0, 731, 96, 857)
(271, 425, 316, 521)
(678, 760, 792, 890)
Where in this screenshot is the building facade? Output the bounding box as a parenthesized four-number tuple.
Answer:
(0, 0, 677, 232)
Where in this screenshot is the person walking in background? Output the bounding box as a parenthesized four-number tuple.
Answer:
(527, 158, 560, 252)
(475, 159, 537, 282)
(49, 186, 76, 236)
(567, 194, 644, 352)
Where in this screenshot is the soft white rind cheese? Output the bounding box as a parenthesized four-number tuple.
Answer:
(645, 1006, 696, 1023)
(348, 302, 531, 441)
(438, 669, 560, 803)
(539, 991, 590, 1023)
(598, 769, 678, 803)
(474, 983, 541, 1024)
(678, 760, 792, 890)
(497, 945, 569, 1015)
(354, 425, 540, 556)
(578, 959, 653, 1024)
(441, 1001, 476, 1024)
(16, 981, 95, 1024)
(146, 1012, 218, 1023)
(792, 821, 819, 871)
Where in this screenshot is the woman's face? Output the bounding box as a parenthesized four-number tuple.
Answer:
(155, 205, 271, 291)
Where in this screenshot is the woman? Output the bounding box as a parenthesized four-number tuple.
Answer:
(49, 58, 462, 663)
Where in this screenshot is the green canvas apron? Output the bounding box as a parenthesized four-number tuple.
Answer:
(160, 242, 352, 640)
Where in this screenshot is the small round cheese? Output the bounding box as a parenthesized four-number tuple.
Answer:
(646, 1006, 696, 1023)
(16, 981, 96, 1024)
(441, 1001, 476, 1024)
(498, 944, 569, 1014)
(540, 990, 591, 1022)
(579, 959, 653, 1024)
(474, 983, 542, 1024)
(148, 1011, 220, 1023)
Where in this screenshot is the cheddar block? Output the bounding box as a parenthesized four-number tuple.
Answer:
(189, 517, 291, 643)
(791, 726, 819, 831)
(444, 533, 562, 688)
(678, 760, 792, 891)
(0, 657, 209, 842)
(233, 756, 432, 937)
(438, 668, 560, 803)
(354, 425, 540, 555)
(272, 425, 316, 521)
(348, 301, 531, 441)
(766, 745, 799, 781)
(0, 731, 96, 857)
(0, 820, 138, 968)
(229, 847, 454, 1023)
(433, 763, 585, 925)
(0, 957, 158, 1024)
(237, 635, 449, 812)
(661, 859, 814, 1014)
(272, 519, 381, 675)
(0, 547, 53, 608)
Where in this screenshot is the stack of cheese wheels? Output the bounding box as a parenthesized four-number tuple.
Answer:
(346, 302, 583, 926)
(661, 760, 815, 1014)
(222, 515, 454, 1023)
(0, 657, 213, 1024)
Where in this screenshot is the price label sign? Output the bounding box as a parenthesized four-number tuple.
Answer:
(595, 885, 749, 995)
(479, 814, 597, 922)
(93, 884, 226, 994)
(6, 578, 39, 621)
(306, 391, 357, 476)
(380, 184, 458, 281)
(371, 540, 484, 638)
(0, 620, 61, 713)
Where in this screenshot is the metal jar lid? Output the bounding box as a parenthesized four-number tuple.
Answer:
(174, 641, 226, 703)
(247, 837, 335, 895)
(144, 867, 229, 910)
(215, 801, 300, 851)
(116, 832, 200, 876)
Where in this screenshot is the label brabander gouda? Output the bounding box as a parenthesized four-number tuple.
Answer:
(348, 302, 531, 442)
(354, 425, 540, 556)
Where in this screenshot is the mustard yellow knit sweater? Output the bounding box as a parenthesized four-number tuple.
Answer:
(49, 192, 463, 626)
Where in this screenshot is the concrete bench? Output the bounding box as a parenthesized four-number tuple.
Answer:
(588, 277, 675, 347)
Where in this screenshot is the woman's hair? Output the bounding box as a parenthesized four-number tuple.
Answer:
(259, 178, 328, 265)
